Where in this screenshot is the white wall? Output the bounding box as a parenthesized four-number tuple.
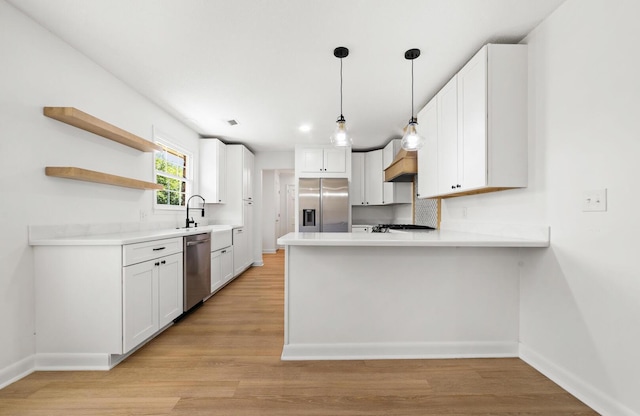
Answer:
(253, 152, 295, 263)
(0, 1, 200, 386)
(442, 0, 640, 414)
(261, 170, 277, 253)
(278, 172, 295, 239)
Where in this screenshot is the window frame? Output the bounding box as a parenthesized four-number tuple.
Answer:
(153, 130, 193, 212)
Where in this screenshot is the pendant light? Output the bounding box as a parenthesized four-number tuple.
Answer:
(401, 48, 425, 151)
(330, 46, 352, 147)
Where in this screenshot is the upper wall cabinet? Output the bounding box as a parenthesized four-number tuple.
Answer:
(296, 145, 349, 178)
(199, 139, 226, 204)
(417, 43, 528, 199)
(351, 140, 412, 206)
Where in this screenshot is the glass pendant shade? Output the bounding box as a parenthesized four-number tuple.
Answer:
(330, 117, 351, 147)
(401, 119, 425, 151)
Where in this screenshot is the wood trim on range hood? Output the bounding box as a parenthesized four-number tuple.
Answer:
(384, 149, 417, 182)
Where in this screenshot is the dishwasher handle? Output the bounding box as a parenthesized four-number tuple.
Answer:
(186, 240, 210, 246)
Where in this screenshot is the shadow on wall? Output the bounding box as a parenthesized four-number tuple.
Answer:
(519, 245, 636, 412)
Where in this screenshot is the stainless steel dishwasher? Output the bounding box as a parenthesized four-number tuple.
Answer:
(183, 232, 211, 311)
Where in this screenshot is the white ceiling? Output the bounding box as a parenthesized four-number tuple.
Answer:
(9, 0, 566, 152)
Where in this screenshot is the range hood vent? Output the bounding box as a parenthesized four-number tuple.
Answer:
(384, 149, 417, 182)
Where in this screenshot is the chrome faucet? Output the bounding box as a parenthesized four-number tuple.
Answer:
(186, 194, 205, 228)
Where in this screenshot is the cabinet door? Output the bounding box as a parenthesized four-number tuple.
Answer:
(199, 139, 226, 203)
(300, 148, 325, 173)
(221, 246, 234, 283)
(123, 260, 158, 353)
(210, 249, 224, 293)
(417, 99, 439, 198)
(350, 153, 365, 205)
(242, 147, 254, 200)
(158, 253, 183, 327)
(364, 150, 383, 205)
(437, 76, 459, 194)
(457, 47, 487, 190)
(233, 228, 247, 276)
(323, 147, 347, 173)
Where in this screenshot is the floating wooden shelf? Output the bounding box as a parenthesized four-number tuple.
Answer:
(45, 167, 163, 190)
(43, 107, 162, 152)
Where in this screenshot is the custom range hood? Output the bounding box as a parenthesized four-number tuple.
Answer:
(384, 149, 417, 182)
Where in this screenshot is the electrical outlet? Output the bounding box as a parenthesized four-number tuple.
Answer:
(462, 207, 468, 218)
(582, 189, 607, 212)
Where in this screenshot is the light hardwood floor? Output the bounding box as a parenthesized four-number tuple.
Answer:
(0, 251, 597, 415)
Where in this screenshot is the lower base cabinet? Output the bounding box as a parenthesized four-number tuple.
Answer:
(211, 246, 234, 293)
(33, 236, 184, 365)
(123, 253, 183, 353)
(233, 227, 251, 276)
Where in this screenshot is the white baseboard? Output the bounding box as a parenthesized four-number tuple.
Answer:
(282, 341, 519, 361)
(0, 355, 35, 389)
(34, 353, 112, 371)
(520, 344, 638, 416)
(262, 249, 277, 254)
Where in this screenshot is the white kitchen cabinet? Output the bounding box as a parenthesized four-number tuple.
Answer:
(437, 76, 459, 194)
(296, 145, 349, 177)
(199, 138, 226, 203)
(364, 150, 384, 205)
(350, 153, 365, 205)
(233, 227, 249, 276)
(210, 228, 234, 293)
(351, 151, 382, 206)
(416, 99, 438, 199)
(210, 145, 254, 226)
(157, 252, 183, 328)
(123, 259, 157, 354)
(32, 236, 184, 367)
(417, 43, 528, 199)
(382, 140, 412, 204)
(242, 146, 254, 201)
(210, 249, 224, 293)
(352, 143, 410, 206)
(123, 249, 183, 353)
(221, 246, 234, 283)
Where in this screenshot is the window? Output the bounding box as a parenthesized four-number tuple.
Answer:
(154, 136, 192, 210)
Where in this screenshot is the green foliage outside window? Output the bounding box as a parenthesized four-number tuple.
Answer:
(155, 145, 188, 207)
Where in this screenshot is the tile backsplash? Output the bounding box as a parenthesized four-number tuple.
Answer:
(414, 175, 439, 228)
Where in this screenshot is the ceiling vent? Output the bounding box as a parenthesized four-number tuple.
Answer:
(227, 119, 239, 126)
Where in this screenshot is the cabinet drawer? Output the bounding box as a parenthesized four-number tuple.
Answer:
(123, 237, 183, 266)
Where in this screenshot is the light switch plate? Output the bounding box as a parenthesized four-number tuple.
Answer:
(582, 189, 607, 212)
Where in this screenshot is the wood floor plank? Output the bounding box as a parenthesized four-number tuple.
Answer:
(0, 250, 597, 415)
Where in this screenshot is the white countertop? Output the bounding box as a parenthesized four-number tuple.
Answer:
(277, 229, 549, 248)
(29, 224, 234, 246)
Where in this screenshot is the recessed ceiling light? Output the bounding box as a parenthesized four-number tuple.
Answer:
(299, 124, 312, 132)
(227, 119, 239, 126)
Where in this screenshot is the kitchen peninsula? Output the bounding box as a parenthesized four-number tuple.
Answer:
(277, 223, 549, 361)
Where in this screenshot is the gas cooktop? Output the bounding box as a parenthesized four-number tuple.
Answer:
(371, 224, 436, 233)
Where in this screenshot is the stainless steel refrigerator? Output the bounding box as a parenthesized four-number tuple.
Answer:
(298, 178, 349, 232)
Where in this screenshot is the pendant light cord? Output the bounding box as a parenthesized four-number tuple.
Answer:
(340, 57, 344, 118)
(411, 58, 415, 121)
